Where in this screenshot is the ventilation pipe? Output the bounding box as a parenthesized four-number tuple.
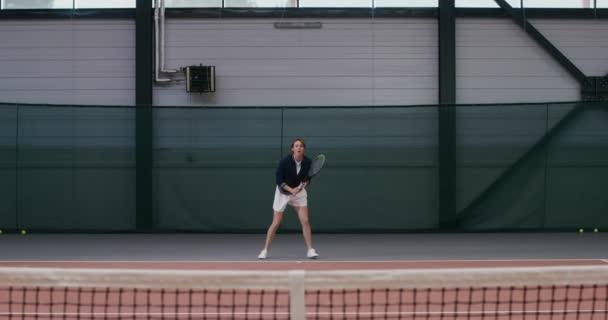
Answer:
(154, 0, 175, 82)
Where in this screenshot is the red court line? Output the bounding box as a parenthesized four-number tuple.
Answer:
(0, 259, 605, 270)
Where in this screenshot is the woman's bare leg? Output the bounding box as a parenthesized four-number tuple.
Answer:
(296, 207, 313, 250)
(263, 211, 284, 251)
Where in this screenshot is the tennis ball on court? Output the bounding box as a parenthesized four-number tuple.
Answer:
(579, 228, 584, 233)
(594, 228, 599, 233)
(20, 230, 26, 235)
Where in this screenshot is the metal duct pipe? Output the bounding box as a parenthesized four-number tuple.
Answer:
(160, 0, 177, 74)
(154, 0, 171, 82)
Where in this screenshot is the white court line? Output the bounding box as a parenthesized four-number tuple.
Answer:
(0, 259, 606, 263)
(2, 310, 607, 317)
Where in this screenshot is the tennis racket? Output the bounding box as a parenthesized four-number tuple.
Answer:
(307, 154, 325, 178)
(293, 154, 325, 193)
(280, 154, 326, 195)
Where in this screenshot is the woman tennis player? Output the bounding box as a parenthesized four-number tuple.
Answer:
(258, 138, 319, 260)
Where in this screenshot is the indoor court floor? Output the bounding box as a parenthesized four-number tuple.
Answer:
(0, 233, 606, 269)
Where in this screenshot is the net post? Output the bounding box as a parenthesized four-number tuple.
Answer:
(289, 270, 306, 320)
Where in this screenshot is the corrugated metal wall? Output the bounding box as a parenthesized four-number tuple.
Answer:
(1, 18, 607, 106)
(531, 19, 608, 77)
(155, 18, 438, 106)
(456, 18, 579, 104)
(0, 19, 134, 105)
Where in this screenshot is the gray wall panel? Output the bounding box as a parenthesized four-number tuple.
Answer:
(157, 18, 438, 106)
(456, 18, 579, 104)
(532, 19, 608, 77)
(0, 20, 134, 105)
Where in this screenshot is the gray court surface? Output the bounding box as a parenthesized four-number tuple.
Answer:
(0, 233, 606, 261)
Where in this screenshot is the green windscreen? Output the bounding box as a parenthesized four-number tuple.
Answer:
(153, 108, 282, 231)
(0, 105, 17, 229)
(1, 101, 606, 232)
(153, 106, 439, 232)
(544, 103, 608, 229)
(6, 105, 136, 231)
(456, 102, 608, 230)
(281, 107, 438, 231)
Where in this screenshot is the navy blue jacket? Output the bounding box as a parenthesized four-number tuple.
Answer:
(276, 155, 312, 191)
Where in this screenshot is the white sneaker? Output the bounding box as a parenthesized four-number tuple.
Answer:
(306, 248, 319, 259)
(257, 249, 268, 260)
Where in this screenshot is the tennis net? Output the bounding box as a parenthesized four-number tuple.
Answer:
(1, 265, 607, 320)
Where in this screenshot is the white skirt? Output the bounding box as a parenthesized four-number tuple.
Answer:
(272, 186, 308, 212)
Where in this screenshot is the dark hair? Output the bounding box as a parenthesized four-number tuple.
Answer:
(290, 138, 306, 149)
